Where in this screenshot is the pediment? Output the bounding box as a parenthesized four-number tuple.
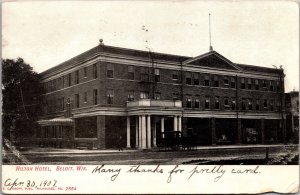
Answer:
(183, 51, 240, 71)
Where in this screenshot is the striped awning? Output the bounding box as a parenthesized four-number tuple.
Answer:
(37, 118, 74, 126)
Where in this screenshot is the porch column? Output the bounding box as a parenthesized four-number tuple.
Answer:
(135, 116, 139, 148)
(153, 118, 157, 147)
(261, 118, 265, 144)
(178, 116, 182, 137)
(126, 116, 131, 148)
(139, 116, 142, 148)
(174, 116, 178, 131)
(147, 115, 151, 148)
(211, 118, 216, 145)
(161, 117, 165, 138)
(141, 115, 147, 149)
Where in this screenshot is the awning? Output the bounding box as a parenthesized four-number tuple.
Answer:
(37, 118, 74, 126)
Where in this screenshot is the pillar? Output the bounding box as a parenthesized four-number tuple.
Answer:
(261, 118, 265, 144)
(161, 117, 165, 138)
(126, 116, 131, 148)
(147, 115, 151, 148)
(153, 118, 157, 147)
(174, 116, 178, 131)
(97, 115, 105, 149)
(178, 116, 182, 137)
(141, 115, 147, 149)
(211, 118, 216, 145)
(135, 116, 139, 148)
(139, 116, 142, 148)
(237, 118, 242, 144)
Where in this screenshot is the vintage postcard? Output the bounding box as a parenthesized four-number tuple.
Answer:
(2, 0, 299, 194)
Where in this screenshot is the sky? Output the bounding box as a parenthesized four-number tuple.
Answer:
(2, 0, 299, 92)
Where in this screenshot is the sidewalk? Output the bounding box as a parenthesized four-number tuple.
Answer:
(19, 144, 298, 155)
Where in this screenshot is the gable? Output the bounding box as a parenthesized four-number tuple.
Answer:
(184, 51, 240, 71)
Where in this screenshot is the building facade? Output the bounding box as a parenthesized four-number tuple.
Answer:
(286, 91, 299, 143)
(36, 40, 286, 149)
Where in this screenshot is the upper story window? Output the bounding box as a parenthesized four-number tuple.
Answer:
(93, 64, 98, 79)
(205, 96, 210, 109)
(154, 92, 161, 100)
(241, 78, 245, 89)
(106, 64, 113, 78)
(255, 79, 259, 90)
(62, 76, 65, 89)
(247, 79, 252, 90)
(140, 67, 149, 81)
(140, 91, 149, 99)
(75, 94, 79, 108)
(224, 77, 229, 88)
(93, 89, 98, 105)
(127, 91, 134, 101)
(83, 67, 87, 78)
(263, 99, 268, 109)
(84, 92, 87, 103)
(231, 98, 236, 110)
(128, 66, 134, 80)
(213, 76, 219, 87)
(276, 81, 281, 91)
(186, 72, 192, 85)
(194, 73, 199, 85)
(241, 98, 246, 110)
(186, 95, 192, 108)
(172, 70, 179, 80)
(155, 69, 160, 82)
(256, 100, 260, 110)
(224, 97, 230, 109)
(270, 100, 274, 111)
(194, 96, 200, 108)
(214, 96, 220, 109)
(75, 70, 79, 84)
(204, 75, 210, 86)
(59, 97, 64, 111)
(68, 73, 71, 87)
(262, 80, 267, 88)
(230, 77, 236, 88)
(269, 81, 274, 91)
(173, 93, 179, 100)
(248, 99, 252, 110)
(107, 89, 114, 104)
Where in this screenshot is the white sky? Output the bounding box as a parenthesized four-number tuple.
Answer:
(2, 0, 299, 92)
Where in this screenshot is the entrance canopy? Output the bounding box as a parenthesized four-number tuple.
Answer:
(37, 118, 74, 126)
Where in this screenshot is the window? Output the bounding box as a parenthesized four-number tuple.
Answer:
(215, 97, 220, 109)
(172, 70, 178, 80)
(68, 73, 71, 87)
(93, 64, 98, 79)
(84, 92, 87, 103)
(269, 81, 274, 91)
(248, 99, 252, 110)
(255, 79, 259, 90)
(224, 97, 230, 109)
(186, 96, 192, 108)
(59, 97, 64, 111)
(128, 91, 134, 101)
(75, 94, 79, 108)
(128, 66, 134, 80)
(154, 92, 161, 100)
(62, 76, 65, 88)
(93, 89, 98, 105)
(241, 78, 245, 89)
(230, 77, 236, 88)
(247, 79, 252, 90)
(231, 99, 236, 110)
(194, 73, 199, 85)
(140, 67, 149, 81)
(173, 93, 179, 100)
(263, 99, 268, 109)
(53, 79, 57, 90)
(204, 75, 210, 86)
(276, 81, 281, 91)
(140, 91, 149, 99)
(241, 99, 247, 110)
(107, 90, 114, 104)
(270, 100, 274, 111)
(155, 69, 160, 82)
(262, 80, 267, 88)
(255, 100, 260, 110)
(186, 72, 192, 85)
(75, 70, 79, 84)
(84, 67, 87, 78)
(205, 96, 210, 109)
(224, 77, 229, 88)
(213, 76, 219, 87)
(194, 96, 200, 108)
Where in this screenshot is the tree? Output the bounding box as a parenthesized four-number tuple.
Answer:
(2, 58, 44, 144)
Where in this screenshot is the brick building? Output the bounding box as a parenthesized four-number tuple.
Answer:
(286, 91, 299, 143)
(37, 40, 286, 149)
